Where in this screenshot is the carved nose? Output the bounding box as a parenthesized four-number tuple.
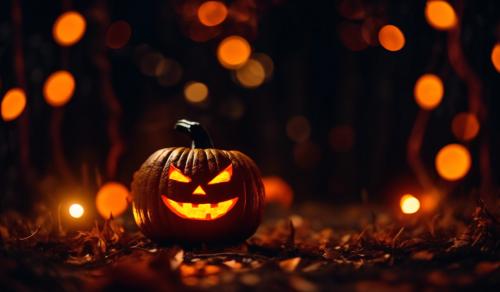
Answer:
(192, 185, 207, 195)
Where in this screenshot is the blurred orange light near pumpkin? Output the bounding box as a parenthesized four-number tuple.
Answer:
(262, 176, 294, 208)
(1, 88, 26, 122)
(451, 112, 480, 141)
(435, 144, 471, 181)
(235, 59, 265, 88)
(425, 1, 457, 31)
(184, 81, 209, 103)
(69, 203, 84, 218)
(197, 1, 228, 27)
(217, 36, 251, 69)
(53, 11, 86, 46)
(491, 43, 500, 73)
(96, 182, 130, 219)
(106, 20, 132, 49)
(400, 194, 420, 214)
(378, 25, 405, 52)
(43, 71, 75, 107)
(414, 74, 444, 110)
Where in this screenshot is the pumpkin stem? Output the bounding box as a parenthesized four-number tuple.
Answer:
(174, 119, 214, 149)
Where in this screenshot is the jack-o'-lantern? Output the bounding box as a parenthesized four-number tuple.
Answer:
(132, 119, 264, 245)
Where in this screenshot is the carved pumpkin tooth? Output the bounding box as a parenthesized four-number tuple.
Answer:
(211, 203, 218, 208)
(206, 213, 212, 220)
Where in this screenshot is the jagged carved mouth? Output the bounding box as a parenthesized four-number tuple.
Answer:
(161, 195, 238, 220)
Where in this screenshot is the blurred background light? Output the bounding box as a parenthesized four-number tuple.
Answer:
(96, 182, 130, 219)
(425, 1, 457, 31)
(235, 58, 265, 88)
(400, 194, 420, 214)
(491, 43, 500, 73)
(197, 1, 228, 27)
(262, 176, 294, 208)
(286, 115, 311, 143)
(1, 88, 26, 122)
(43, 70, 75, 107)
(69, 203, 84, 218)
(414, 74, 443, 110)
(184, 81, 209, 104)
(435, 144, 471, 181)
(451, 112, 480, 141)
(217, 36, 251, 69)
(53, 11, 86, 46)
(378, 24, 405, 52)
(106, 20, 132, 49)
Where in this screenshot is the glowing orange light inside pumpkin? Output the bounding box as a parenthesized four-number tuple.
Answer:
(400, 194, 420, 214)
(217, 36, 251, 69)
(162, 195, 238, 220)
(106, 20, 132, 49)
(43, 70, 75, 107)
(197, 1, 228, 27)
(184, 81, 209, 103)
(1, 88, 26, 122)
(262, 176, 294, 208)
(451, 112, 480, 141)
(96, 182, 130, 218)
(491, 43, 500, 73)
(53, 11, 86, 46)
(435, 144, 471, 181)
(168, 165, 192, 183)
(208, 164, 233, 184)
(69, 203, 84, 218)
(425, 1, 457, 31)
(378, 25, 405, 52)
(414, 74, 444, 110)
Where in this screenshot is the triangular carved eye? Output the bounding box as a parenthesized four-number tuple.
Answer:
(168, 165, 191, 183)
(208, 164, 232, 185)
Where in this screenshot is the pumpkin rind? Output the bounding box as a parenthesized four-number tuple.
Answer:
(132, 147, 264, 245)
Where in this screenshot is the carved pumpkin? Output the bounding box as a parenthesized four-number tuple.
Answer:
(132, 119, 264, 245)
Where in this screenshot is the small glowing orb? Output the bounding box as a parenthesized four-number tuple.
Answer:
(96, 182, 130, 218)
(43, 71, 75, 107)
(184, 81, 209, 103)
(235, 59, 265, 88)
(1, 88, 26, 122)
(106, 20, 132, 49)
(414, 74, 444, 110)
(378, 25, 405, 52)
(400, 194, 420, 214)
(451, 112, 480, 141)
(217, 36, 251, 69)
(262, 176, 294, 208)
(425, 1, 457, 30)
(69, 203, 84, 218)
(53, 11, 86, 46)
(435, 144, 471, 181)
(197, 1, 228, 27)
(491, 43, 500, 73)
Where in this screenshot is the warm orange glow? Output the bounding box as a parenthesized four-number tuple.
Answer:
(43, 70, 75, 107)
(53, 11, 86, 46)
(400, 194, 420, 214)
(208, 164, 233, 184)
(378, 25, 405, 52)
(96, 182, 130, 218)
(197, 1, 228, 27)
(217, 36, 251, 69)
(235, 59, 265, 88)
(435, 144, 471, 181)
(192, 185, 207, 195)
(425, 1, 457, 31)
(262, 176, 294, 208)
(491, 44, 500, 73)
(452, 112, 480, 141)
(168, 165, 192, 183)
(1, 88, 26, 122)
(106, 20, 132, 49)
(69, 203, 84, 218)
(184, 81, 208, 103)
(161, 195, 238, 220)
(414, 74, 444, 110)
(254, 53, 274, 80)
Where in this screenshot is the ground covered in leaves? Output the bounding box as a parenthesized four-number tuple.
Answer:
(0, 201, 498, 291)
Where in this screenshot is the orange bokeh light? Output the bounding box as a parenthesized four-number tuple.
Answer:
(106, 20, 132, 49)
(197, 1, 228, 27)
(400, 194, 420, 214)
(69, 203, 84, 219)
(262, 176, 294, 208)
(435, 144, 471, 181)
(451, 112, 480, 141)
(235, 59, 265, 88)
(217, 36, 251, 69)
(414, 74, 444, 110)
(1, 88, 26, 122)
(425, 1, 457, 31)
(43, 70, 75, 107)
(491, 43, 500, 73)
(378, 24, 405, 52)
(53, 11, 86, 46)
(96, 182, 130, 219)
(184, 81, 209, 103)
